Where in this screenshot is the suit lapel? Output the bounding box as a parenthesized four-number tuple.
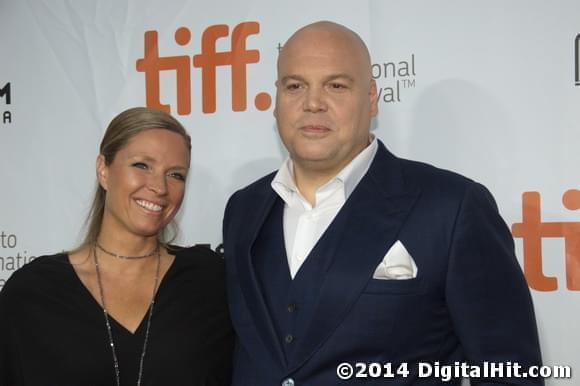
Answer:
(234, 186, 288, 367)
(288, 142, 420, 370)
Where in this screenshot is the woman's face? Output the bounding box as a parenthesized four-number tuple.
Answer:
(97, 128, 190, 239)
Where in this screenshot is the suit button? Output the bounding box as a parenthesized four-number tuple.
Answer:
(282, 378, 295, 386)
(285, 334, 294, 343)
(287, 303, 297, 312)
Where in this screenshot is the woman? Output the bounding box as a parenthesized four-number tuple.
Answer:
(0, 107, 234, 385)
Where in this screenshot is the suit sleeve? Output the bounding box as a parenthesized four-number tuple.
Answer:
(222, 190, 242, 260)
(445, 182, 543, 385)
(222, 193, 234, 247)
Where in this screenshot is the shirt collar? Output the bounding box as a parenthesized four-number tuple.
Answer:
(271, 156, 298, 205)
(271, 135, 378, 206)
(336, 135, 378, 198)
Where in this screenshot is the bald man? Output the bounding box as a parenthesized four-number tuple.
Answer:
(223, 21, 542, 386)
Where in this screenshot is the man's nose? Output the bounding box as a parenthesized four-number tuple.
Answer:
(303, 87, 328, 112)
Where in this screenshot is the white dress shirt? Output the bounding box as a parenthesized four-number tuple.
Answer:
(271, 136, 378, 278)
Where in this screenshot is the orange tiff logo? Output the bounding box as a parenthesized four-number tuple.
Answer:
(512, 190, 580, 291)
(136, 22, 272, 115)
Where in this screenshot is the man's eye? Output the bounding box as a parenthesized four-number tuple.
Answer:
(286, 83, 302, 91)
(329, 83, 347, 90)
(132, 162, 148, 170)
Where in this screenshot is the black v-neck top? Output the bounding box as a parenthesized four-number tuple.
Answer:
(0, 246, 234, 386)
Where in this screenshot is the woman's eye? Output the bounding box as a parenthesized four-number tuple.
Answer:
(168, 172, 186, 182)
(132, 162, 148, 170)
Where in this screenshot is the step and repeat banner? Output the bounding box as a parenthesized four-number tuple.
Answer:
(1, 0, 578, 382)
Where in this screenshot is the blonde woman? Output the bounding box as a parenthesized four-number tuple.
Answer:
(0, 107, 233, 385)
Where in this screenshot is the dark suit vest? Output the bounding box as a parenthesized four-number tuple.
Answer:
(252, 197, 345, 366)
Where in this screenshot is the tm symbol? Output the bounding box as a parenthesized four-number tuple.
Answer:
(401, 79, 415, 88)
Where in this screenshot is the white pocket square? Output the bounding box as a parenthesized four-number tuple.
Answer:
(372, 240, 418, 280)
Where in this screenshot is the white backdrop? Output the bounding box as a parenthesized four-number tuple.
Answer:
(1, 0, 578, 383)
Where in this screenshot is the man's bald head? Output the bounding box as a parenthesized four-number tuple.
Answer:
(277, 21, 372, 82)
(274, 21, 378, 181)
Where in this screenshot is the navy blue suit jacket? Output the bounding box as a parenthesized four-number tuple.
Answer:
(223, 141, 542, 385)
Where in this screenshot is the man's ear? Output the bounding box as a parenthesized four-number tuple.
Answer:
(273, 80, 279, 119)
(96, 154, 108, 191)
(369, 79, 379, 117)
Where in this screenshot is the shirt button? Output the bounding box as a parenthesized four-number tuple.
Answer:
(282, 378, 295, 386)
(287, 303, 297, 313)
(285, 334, 294, 343)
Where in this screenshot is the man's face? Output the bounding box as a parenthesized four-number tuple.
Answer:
(274, 26, 378, 176)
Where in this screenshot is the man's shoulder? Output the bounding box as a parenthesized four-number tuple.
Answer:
(380, 156, 502, 218)
(223, 171, 278, 229)
(228, 170, 277, 202)
(373, 151, 491, 208)
(398, 157, 475, 190)
(373, 140, 477, 195)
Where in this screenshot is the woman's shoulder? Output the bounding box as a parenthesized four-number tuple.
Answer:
(6, 252, 68, 279)
(1, 252, 69, 297)
(168, 245, 225, 283)
(170, 244, 223, 266)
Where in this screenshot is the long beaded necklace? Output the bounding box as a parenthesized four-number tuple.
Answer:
(93, 243, 161, 386)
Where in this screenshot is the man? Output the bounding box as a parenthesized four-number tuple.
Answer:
(223, 21, 542, 385)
